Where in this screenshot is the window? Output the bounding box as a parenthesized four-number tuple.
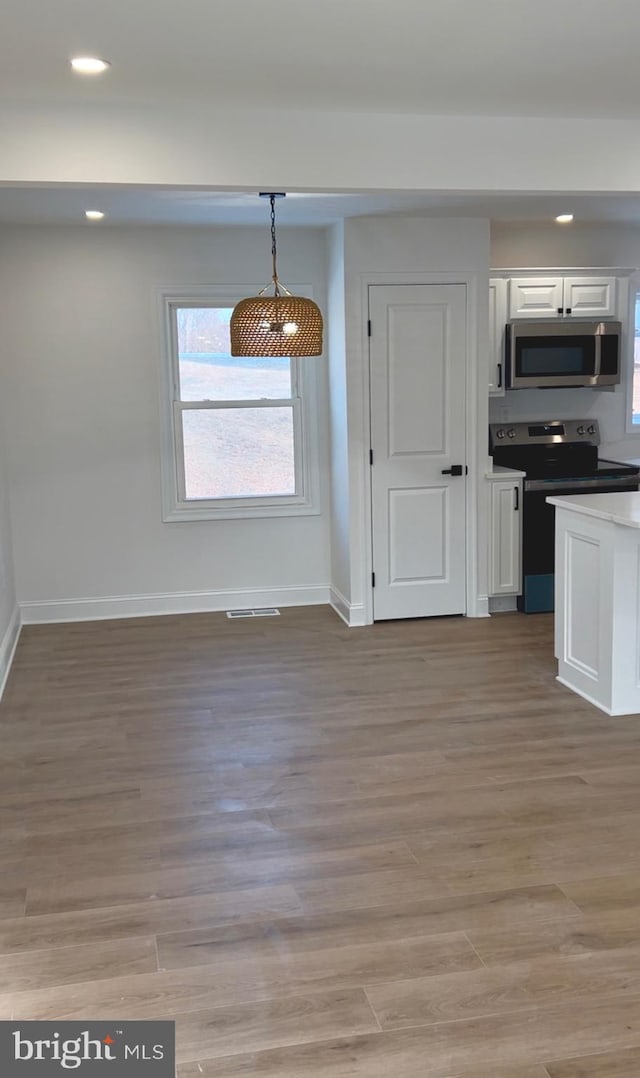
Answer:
(631, 292, 640, 427)
(161, 295, 319, 520)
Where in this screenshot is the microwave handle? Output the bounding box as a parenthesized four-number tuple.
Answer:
(507, 325, 515, 386)
(594, 334, 602, 378)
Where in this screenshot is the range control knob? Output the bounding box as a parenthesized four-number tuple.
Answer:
(577, 425, 586, 435)
(496, 429, 505, 439)
(507, 428, 516, 439)
(587, 424, 596, 435)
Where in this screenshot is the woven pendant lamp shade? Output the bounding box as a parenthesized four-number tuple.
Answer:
(230, 192, 323, 357)
(230, 295, 323, 357)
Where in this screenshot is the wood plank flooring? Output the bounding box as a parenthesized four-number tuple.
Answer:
(2, 607, 640, 1074)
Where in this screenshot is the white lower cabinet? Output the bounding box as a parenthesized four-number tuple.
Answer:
(489, 477, 523, 596)
(551, 496, 640, 715)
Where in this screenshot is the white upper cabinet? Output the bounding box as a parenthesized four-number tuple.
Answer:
(562, 276, 616, 317)
(508, 277, 564, 319)
(489, 278, 506, 396)
(508, 275, 617, 319)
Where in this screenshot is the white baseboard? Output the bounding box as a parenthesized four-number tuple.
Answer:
(469, 594, 491, 618)
(330, 587, 367, 627)
(0, 606, 21, 701)
(20, 585, 331, 625)
(489, 595, 519, 613)
(556, 675, 612, 716)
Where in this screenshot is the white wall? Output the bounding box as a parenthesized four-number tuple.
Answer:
(490, 223, 640, 460)
(0, 405, 18, 691)
(325, 223, 351, 617)
(0, 224, 331, 621)
(341, 216, 491, 620)
(492, 222, 640, 271)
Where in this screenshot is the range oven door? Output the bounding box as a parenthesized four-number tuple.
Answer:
(506, 321, 620, 389)
(520, 476, 639, 613)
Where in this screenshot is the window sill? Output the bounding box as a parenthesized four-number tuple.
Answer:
(163, 499, 319, 523)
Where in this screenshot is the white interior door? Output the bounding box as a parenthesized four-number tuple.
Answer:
(369, 284, 467, 620)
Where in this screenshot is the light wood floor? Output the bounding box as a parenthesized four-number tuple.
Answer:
(3, 607, 640, 1075)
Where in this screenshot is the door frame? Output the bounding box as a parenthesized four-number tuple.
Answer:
(357, 271, 487, 625)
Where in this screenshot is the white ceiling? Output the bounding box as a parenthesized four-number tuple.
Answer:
(3, 0, 640, 226)
(2, 0, 640, 119)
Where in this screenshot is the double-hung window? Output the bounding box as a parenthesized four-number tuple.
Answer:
(161, 295, 319, 520)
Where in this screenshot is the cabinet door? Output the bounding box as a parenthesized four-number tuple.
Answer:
(562, 276, 616, 317)
(489, 278, 506, 396)
(490, 480, 522, 595)
(508, 277, 563, 319)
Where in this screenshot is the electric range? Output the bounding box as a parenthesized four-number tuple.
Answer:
(489, 419, 640, 612)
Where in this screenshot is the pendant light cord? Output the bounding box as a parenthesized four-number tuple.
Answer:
(255, 193, 293, 299)
(270, 194, 281, 296)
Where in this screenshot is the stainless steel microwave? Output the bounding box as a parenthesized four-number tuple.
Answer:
(505, 320, 621, 389)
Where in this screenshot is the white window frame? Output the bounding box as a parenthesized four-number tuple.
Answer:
(626, 274, 640, 435)
(159, 287, 321, 521)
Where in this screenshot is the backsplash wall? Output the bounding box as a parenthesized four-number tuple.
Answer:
(488, 386, 632, 458)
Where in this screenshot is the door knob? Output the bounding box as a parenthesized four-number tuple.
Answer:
(441, 465, 466, 476)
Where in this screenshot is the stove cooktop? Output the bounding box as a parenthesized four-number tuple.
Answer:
(595, 457, 640, 476)
(504, 454, 640, 481)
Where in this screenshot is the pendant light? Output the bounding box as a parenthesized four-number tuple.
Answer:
(230, 193, 323, 357)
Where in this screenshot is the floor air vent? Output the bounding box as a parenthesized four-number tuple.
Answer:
(226, 608, 281, 619)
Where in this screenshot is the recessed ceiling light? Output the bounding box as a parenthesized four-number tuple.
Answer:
(85, 210, 105, 221)
(555, 214, 574, 224)
(70, 57, 111, 75)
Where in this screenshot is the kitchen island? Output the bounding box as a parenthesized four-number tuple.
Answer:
(548, 491, 640, 716)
